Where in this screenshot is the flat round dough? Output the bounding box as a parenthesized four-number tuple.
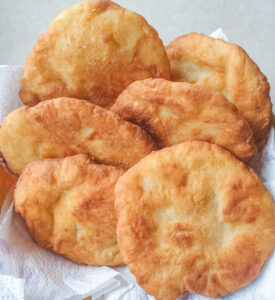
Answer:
(115, 141, 275, 299)
(0, 98, 156, 174)
(19, 0, 170, 108)
(111, 78, 257, 163)
(166, 33, 272, 150)
(15, 154, 125, 266)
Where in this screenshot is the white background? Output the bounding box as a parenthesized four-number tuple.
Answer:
(0, 1, 275, 299)
(0, 0, 274, 107)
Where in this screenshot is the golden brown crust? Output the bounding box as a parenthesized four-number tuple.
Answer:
(14, 154, 125, 266)
(111, 78, 257, 163)
(19, 0, 170, 108)
(0, 164, 16, 210)
(115, 141, 275, 299)
(166, 33, 272, 150)
(0, 97, 156, 174)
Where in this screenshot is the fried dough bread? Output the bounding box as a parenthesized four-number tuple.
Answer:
(115, 141, 275, 299)
(14, 154, 124, 266)
(0, 98, 156, 174)
(166, 33, 272, 149)
(19, 0, 170, 108)
(111, 79, 256, 163)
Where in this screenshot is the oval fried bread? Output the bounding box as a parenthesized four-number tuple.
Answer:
(115, 141, 275, 299)
(19, 0, 170, 108)
(166, 33, 272, 150)
(0, 98, 156, 174)
(14, 154, 125, 266)
(111, 78, 257, 163)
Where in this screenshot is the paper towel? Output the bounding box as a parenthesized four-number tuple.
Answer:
(0, 30, 274, 300)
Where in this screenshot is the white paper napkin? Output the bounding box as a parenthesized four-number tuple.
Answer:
(0, 29, 274, 300)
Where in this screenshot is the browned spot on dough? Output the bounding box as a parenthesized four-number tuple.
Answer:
(170, 223, 193, 247)
(186, 273, 207, 294)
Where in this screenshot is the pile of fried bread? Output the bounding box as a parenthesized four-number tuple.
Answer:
(0, 1, 274, 299)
